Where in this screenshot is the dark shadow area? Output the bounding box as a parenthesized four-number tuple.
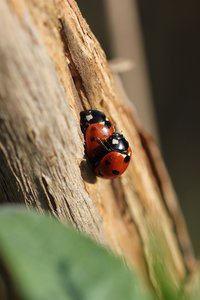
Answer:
(79, 159, 97, 184)
(0, 259, 22, 300)
(136, 0, 200, 255)
(0, 149, 24, 204)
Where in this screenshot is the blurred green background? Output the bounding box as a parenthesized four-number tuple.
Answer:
(77, 0, 200, 256)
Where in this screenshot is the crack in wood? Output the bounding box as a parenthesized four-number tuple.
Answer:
(0, 146, 25, 204)
(64, 197, 78, 229)
(58, 18, 92, 110)
(37, 175, 58, 215)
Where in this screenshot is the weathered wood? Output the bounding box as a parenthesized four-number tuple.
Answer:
(0, 0, 103, 241)
(0, 0, 196, 293)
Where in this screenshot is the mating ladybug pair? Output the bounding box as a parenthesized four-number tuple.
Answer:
(80, 109, 132, 179)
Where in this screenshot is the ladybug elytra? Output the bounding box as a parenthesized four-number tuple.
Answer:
(95, 133, 132, 179)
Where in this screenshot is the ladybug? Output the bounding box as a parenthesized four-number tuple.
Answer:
(94, 132, 132, 179)
(80, 110, 114, 161)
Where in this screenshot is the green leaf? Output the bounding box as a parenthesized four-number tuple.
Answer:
(0, 206, 151, 300)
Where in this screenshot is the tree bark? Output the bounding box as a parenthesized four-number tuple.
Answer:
(0, 0, 196, 294)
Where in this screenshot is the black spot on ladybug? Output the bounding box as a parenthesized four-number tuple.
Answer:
(90, 137, 95, 142)
(112, 170, 120, 175)
(124, 156, 130, 163)
(91, 126, 97, 131)
(105, 160, 111, 165)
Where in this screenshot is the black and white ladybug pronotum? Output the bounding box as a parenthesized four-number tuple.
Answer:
(80, 110, 113, 135)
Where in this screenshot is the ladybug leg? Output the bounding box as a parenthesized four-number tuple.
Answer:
(90, 155, 102, 169)
(90, 146, 109, 169)
(90, 148, 108, 168)
(80, 112, 88, 134)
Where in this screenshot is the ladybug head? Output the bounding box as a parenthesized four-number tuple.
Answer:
(105, 133, 129, 153)
(80, 109, 111, 134)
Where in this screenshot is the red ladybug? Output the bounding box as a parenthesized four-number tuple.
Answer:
(80, 110, 114, 161)
(95, 133, 132, 179)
